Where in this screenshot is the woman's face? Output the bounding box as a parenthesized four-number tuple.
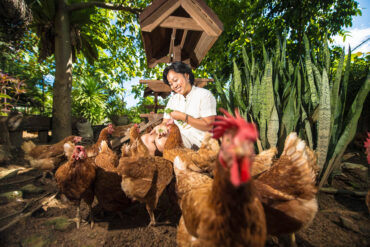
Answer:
(166, 70, 192, 96)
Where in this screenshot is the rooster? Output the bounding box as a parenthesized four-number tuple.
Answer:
(176, 109, 266, 247)
(117, 150, 173, 226)
(254, 132, 318, 239)
(55, 144, 96, 229)
(94, 140, 133, 217)
(85, 124, 114, 157)
(21, 135, 82, 177)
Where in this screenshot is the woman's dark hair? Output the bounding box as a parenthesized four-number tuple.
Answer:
(163, 61, 194, 85)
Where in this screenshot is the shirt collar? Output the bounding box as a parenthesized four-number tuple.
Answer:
(184, 85, 196, 101)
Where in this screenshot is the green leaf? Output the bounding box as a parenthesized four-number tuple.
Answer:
(319, 72, 370, 187)
(267, 104, 279, 147)
(317, 69, 331, 173)
(304, 34, 319, 108)
(301, 105, 313, 149)
(233, 59, 247, 110)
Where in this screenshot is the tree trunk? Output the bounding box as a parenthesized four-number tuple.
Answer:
(52, 0, 72, 141)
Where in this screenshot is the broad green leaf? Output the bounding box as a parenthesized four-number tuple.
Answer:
(233, 60, 247, 110)
(301, 105, 313, 149)
(267, 104, 279, 147)
(317, 69, 331, 172)
(304, 34, 319, 108)
(319, 72, 370, 187)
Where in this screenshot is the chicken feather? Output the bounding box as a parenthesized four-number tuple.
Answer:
(255, 132, 318, 235)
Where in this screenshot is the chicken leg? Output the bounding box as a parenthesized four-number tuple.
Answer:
(68, 200, 81, 229)
(88, 204, 94, 229)
(146, 203, 156, 226)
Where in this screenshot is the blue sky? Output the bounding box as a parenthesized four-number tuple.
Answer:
(332, 0, 370, 52)
(124, 1, 370, 108)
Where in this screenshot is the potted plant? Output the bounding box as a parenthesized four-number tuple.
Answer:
(106, 97, 129, 126)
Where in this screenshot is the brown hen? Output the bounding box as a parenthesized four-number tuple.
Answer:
(255, 132, 318, 236)
(85, 124, 114, 157)
(163, 123, 217, 173)
(22, 135, 82, 171)
(177, 109, 266, 247)
(94, 140, 133, 216)
(117, 152, 173, 226)
(55, 144, 96, 229)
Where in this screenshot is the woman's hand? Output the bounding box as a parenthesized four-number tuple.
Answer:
(169, 110, 186, 121)
(150, 124, 168, 138)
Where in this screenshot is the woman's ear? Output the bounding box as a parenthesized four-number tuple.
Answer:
(184, 73, 190, 82)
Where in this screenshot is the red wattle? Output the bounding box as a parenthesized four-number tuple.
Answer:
(240, 157, 251, 182)
(230, 156, 241, 187)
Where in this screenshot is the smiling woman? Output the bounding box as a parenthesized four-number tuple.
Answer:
(141, 62, 217, 155)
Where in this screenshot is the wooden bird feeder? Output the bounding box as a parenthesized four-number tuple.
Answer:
(139, 0, 223, 68)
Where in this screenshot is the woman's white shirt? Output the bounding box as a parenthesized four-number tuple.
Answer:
(163, 86, 217, 148)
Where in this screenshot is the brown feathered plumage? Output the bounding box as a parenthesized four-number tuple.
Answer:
(94, 140, 133, 214)
(22, 135, 82, 171)
(173, 156, 213, 205)
(163, 124, 217, 173)
(55, 144, 96, 229)
(123, 124, 150, 158)
(252, 147, 277, 177)
(117, 154, 173, 226)
(177, 109, 266, 247)
(85, 124, 114, 157)
(254, 132, 318, 235)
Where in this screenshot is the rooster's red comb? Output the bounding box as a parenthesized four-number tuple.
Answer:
(212, 108, 258, 141)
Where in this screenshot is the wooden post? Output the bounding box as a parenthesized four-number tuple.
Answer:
(154, 92, 158, 113)
(38, 131, 49, 143)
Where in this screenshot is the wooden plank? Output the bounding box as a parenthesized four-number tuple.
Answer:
(141, 0, 181, 32)
(140, 80, 172, 93)
(192, 0, 224, 31)
(169, 28, 177, 62)
(173, 45, 182, 61)
(148, 55, 171, 68)
(194, 33, 218, 64)
(141, 32, 153, 65)
(1, 115, 51, 132)
(38, 131, 48, 143)
(159, 16, 203, 31)
(140, 78, 213, 92)
(143, 105, 165, 110)
(181, 0, 220, 37)
(139, 0, 168, 23)
(140, 113, 164, 119)
(180, 29, 188, 48)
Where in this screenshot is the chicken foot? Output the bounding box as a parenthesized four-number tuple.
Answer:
(68, 202, 94, 229)
(146, 203, 156, 226)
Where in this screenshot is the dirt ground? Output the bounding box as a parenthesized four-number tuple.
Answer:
(0, 140, 368, 247)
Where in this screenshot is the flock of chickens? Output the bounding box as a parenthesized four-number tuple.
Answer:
(21, 109, 320, 246)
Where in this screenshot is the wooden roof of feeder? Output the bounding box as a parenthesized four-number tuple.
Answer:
(140, 78, 214, 98)
(139, 0, 223, 69)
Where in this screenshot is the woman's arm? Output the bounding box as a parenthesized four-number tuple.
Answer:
(170, 111, 214, 131)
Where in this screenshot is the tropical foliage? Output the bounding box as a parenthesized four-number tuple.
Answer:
(0, 72, 26, 115)
(215, 35, 369, 187)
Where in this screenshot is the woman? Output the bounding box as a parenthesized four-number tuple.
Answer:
(141, 62, 217, 155)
